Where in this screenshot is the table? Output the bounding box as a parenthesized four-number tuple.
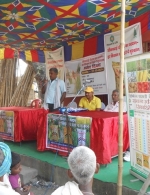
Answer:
(37, 111, 129, 165)
(0, 107, 45, 142)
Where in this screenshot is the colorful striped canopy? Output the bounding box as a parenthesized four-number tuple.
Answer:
(0, 0, 149, 53)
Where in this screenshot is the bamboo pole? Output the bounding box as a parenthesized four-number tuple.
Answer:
(117, 1, 125, 195)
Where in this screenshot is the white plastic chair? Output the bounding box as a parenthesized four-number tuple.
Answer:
(67, 101, 77, 108)
(101, 102, 106, 110)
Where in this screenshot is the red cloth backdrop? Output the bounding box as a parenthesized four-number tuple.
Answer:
(37, 111, 129, 164)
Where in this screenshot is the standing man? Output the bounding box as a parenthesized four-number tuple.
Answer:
(79, 87, 101, 111)
(104, 89, 127, 112)
(42, 68, 66, 112)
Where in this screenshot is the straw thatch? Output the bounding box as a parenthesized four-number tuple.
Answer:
(0, 58, 17, 107)
(9, 63, 35, 106)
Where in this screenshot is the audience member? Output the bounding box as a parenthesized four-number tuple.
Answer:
(9, 152, 33, 195)
(52, 146, 100, 195)
(0, 142, 20, 195)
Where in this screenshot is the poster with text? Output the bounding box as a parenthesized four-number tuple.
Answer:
(0, 111, 14, 141)
(46, 113, 92, 153)
(45, 47, 64, 80)
(105, 23, 142, 103)
(65, 52, 107, 97)
(125, 53, 150, 180)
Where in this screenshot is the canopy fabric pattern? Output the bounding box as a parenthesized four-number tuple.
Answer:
(0, 0, 150, 51)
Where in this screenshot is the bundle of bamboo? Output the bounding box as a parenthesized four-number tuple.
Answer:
(9, 64, 35, 106)
(0, 59, 17, 107)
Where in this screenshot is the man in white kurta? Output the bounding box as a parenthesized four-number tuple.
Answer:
(104, 89, 127, 112)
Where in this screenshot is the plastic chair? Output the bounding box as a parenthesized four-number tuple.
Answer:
(101, 102, 106, 110)
(67, 101, 77, 108)
(30, 99, 42, 108)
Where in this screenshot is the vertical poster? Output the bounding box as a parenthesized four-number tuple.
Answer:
(125, 53, 150, 180)
(104, 23, 142, 102)
(65, 52, 107, 97)
(46, 113, 92, 152)
(0, 111, 14, 141)
(45, 47, 64, 80)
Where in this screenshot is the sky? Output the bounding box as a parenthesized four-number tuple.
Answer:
(16, 59, 27, 77)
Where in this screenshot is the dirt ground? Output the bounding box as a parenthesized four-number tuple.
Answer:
(30, 185, 55, 195)
(29, 177, 59, 195)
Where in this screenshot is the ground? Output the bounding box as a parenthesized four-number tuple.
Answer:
(29, 177, 58, 195)
(31, 185, 55, 195)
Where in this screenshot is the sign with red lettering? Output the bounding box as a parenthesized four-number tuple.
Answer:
(125, 53, 150, 180)
(65, 52, 107, 97)
(45, 47, 65, 80)
(104, 23, 142, 102)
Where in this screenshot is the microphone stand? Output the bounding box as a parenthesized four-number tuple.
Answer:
(67, 83, 86, 108)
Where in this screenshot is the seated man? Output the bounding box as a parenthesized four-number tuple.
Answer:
(0, 142, 20, 195)
(52, 146, 100, 195)
(104, 89, 130, 161)
(79, 87, 101, 111)
(104, 89, 127, 112)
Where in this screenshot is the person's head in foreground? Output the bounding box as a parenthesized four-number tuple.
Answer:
(52, 146, 100, 195)
(0, 142, 11, 181)
(10, 152, 21, 175)
(49, 68, 58, 80)
(112, 89, 119, 104)
(68, 146, 100, 192)
(84, 87, 94, 101)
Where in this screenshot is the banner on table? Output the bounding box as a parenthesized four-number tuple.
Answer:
(46, 114, 92, 152)
(104, 23, 142, 102)
(65, 52, 107, 97)
(0, 111, 14, 141)
(45, 47, 64, 80)
(125, 53, 150, 180)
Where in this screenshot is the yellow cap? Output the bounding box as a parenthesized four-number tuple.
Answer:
(84, 87, 94, 92)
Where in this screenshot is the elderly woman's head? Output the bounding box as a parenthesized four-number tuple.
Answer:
(68, 146, 99, 185)
(0, 142, 12, 178)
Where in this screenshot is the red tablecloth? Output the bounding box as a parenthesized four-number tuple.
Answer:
(37, 110, 129, 164)
(0, 107, 45, 142)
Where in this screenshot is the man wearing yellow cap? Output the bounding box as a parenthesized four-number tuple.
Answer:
(79, 87, 101, 111)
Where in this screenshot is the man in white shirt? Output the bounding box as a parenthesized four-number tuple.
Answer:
(0, 142, 20, 195)
(104, 89, 130, 162)
(104, 89, 127, 112)
(42, 68, 66, 112)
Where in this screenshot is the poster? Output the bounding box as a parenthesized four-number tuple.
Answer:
(125, 53, 150, 180)
(65, 52, 107, 97)
(0, 111, 14, 141)
(45, 47, 64, 80)
(104, 23, 142, 103)
(46, 113, 92, 152)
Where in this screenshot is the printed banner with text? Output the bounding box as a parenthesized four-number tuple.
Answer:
(65, 52, 107, 97)
(45, 47, 64, 80)
(125, 53, 150, 180)
(104, 23, 142, 102)
(0, 111, 14, 141)
(46, 113, 92, 152)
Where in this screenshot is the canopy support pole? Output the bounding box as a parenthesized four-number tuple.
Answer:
(117, 1, 125, 195)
